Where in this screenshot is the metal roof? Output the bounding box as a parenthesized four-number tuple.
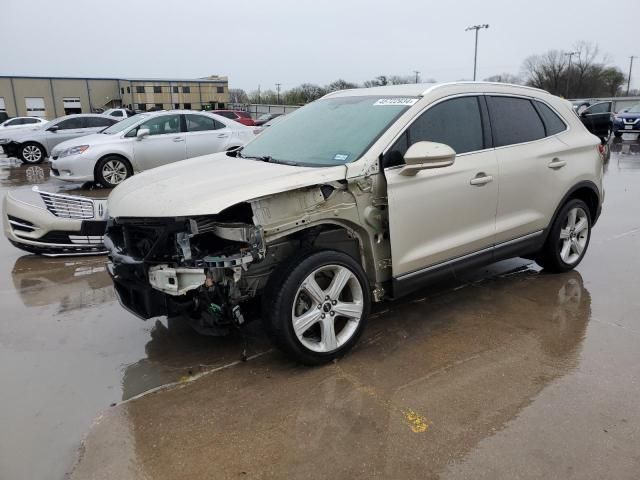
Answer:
(0, 75, 227, 83)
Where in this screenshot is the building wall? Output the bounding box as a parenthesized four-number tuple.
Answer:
(0, 76, 229, 118)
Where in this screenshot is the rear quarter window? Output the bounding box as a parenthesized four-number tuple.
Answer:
(534, 101, 567, 136)
(488, 96, 546, 147)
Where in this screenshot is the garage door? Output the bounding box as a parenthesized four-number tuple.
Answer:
(0, 98, 5, 112)
(25, 97, 46, 118)
(63, 97, 82, 114)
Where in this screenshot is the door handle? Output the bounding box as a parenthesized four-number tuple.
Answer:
(548, 158, 566, 169)
(173, 137, 185, 142)
(217, 133, 229, 138)
(469, 173, 493, 186)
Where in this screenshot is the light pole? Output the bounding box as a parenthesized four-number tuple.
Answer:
(465, 24, 489, 81)
(564, 51, 578, 98)
(276, 83, 281, 104)
(413, 70, 420, 83)
(627, 56, 636, 96)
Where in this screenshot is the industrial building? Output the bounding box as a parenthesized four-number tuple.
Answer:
(0, 75, 229, 119)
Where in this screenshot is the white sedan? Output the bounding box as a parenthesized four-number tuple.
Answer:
(0, 117, 48, 131)
(50, 110, 257, 187)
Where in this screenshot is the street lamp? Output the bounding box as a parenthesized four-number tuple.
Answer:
(564, 51, 578, 98)
(465, 24, 489, 81)
(627, 56, 636, 96)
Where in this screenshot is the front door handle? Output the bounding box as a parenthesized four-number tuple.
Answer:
(469, 173, 493, 186)
(217, 133, 229, 138)
(173, 137, 185, 142)
(548, 158, 566, 169)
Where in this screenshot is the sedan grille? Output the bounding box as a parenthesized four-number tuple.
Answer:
(39, 191, 95, 219)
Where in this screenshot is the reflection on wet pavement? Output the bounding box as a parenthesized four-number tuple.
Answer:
(72, 268, 595, 480)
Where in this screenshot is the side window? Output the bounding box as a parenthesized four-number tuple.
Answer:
(488, 96, 545, 147)
(5, 119, 22, 126)
(138, 115, 181, 136)
(217, 111, 236, 119)
(534, 101, 567, 136)
(24, 118, 40, 124)
(408, 96, 484, 154)
(111, 110, 123, 117)
(585, 102, 611, 115)
(185, 114, 222, 132)
(56, 117, 84, 130)
(86, 117, 118, 128)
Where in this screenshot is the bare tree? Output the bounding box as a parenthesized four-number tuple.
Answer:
(483, 73, 523, 84)
(326, 79, 359, 92)
(228, 88, 249, 104)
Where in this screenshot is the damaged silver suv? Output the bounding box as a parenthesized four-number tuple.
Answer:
(106, 82, 604, 364)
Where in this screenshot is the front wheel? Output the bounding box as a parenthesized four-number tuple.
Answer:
(95, 155, 132, 188)
(19, 142, 45, 164)
(537, 199, 592, 273)
(263, 250, 371, 365)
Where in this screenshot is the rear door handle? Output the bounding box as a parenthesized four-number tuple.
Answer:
(217, 133, 229, 138)
(548, 158, 566, 169)
(173, 137, 185, 142)
(470, 173, 493, 186)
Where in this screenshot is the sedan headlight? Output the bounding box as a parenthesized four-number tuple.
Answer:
(58, 145, 90, 158)
(0, 138, 9, 145)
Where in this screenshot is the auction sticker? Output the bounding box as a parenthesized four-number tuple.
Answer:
(374, 98, 419, 106)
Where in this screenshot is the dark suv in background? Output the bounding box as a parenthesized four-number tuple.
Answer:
(612, 103, 640, 138)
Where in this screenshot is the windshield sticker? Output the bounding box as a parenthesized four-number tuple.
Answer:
(374, 98, 419, 106)
(333, 153, 349, 161)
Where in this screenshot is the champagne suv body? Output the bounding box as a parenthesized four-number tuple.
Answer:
(105, 82, 604, 364)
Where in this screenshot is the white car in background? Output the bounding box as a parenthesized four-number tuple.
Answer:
(102, 108, 136, 119)
(0, 117, 49, 131)
(50, 110, 257, 188)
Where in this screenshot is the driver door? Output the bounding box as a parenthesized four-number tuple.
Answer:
(384, 95, 498, 279)
(580, 101, 612, 139)
(131, 114, 186, 170)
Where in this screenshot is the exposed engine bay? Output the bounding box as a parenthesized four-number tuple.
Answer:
(105, 179, 390, 336)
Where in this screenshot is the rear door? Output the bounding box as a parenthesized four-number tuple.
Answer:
(488, 95, 569, 244)
(184, 113, 228, 158)
(131, 113, 186, 170)
(580, 101, 612, 139)
(384, 95, 498, 277)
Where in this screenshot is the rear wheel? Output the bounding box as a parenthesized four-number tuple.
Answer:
(95, 155, 132, 188)
(19, 142, 45, 164)
(537, 199, 591, 273)
(263, 249, 370, 365)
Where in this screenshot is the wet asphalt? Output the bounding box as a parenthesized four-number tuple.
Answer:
(1, 137, 640, 479)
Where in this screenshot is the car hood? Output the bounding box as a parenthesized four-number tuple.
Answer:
(52, 133, 120, 153)
(108, 152, 348, 218)
(617, 112, 640, 119)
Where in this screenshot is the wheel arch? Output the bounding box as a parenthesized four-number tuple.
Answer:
(94, 153, 133, 178)
(543, 180, 601, 244)
(20, 140, 48, 157)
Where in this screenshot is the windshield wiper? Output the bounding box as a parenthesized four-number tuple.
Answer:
(237, 149, 298, 166)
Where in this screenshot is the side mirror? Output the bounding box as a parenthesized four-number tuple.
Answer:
(399, 141, 456, 176)
(137, 128, 150, 139)
(47, 125, 59, 132)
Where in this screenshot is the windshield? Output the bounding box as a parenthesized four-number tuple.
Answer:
(626, 103, 640, 113)
(240, 95, 416, 166)
(101, 114, 148, 134)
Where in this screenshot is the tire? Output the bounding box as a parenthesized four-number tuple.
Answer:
(95, 155, 132, 188)
(537, 199, 592, 273)
(614, 131, 623, 138)
(263, 249, 371, 365)
(19, 142, 45, 164)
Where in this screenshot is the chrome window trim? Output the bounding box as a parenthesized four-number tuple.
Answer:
(381, 93, 573, 169)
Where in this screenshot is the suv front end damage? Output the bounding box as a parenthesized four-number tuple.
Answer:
(105, 212, 268, 334)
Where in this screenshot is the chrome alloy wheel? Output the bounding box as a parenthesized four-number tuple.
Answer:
(101, 159, 128, 185)
(22, 145, 42, 162)
(291, 265, 364, 353)
(559, 207, 589, 265)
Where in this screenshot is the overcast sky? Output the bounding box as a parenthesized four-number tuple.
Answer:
(3, 0, 638, 92)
